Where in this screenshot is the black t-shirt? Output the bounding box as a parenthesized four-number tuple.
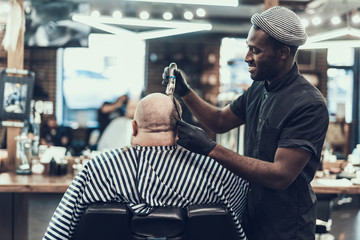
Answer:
(230, 64, 329, 240)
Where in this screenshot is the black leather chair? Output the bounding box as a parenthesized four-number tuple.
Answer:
(72, 202, 240, 240)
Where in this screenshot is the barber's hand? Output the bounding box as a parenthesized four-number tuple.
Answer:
(177, 120, 216, 156)
(162, 67, 191, 97)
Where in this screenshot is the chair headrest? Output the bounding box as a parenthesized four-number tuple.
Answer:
(131, 206, 186, 238)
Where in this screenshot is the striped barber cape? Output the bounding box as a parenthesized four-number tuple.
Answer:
(43, 145, 249, 240)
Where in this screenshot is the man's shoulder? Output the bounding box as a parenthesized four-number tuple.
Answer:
(289, 75, 327, 103)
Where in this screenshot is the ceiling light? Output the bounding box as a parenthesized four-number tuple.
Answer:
(306, 27, 360, 43)
(74, 19, 137, 39)
(300, 40, 360, 49)
(129, 0, 238, 7)
(24, 3, 32, 14)
(113, 10, 122, 19)
(196, 8, 206, 17)
(312, 16, 322, 26)
(74, 15, 211, 29)
(72, 15, 212, 40)
(331, 16, 341, 25)
(301, 18, 309, 28)
(352, 13, 360, 24)
(163, 12, 173, 20)
(91, 10, 101, 17)
(184, 11, 193, 20)
(139, 11, 150, 20)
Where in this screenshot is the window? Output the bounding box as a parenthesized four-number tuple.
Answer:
(327, 47, 354, 66)
(219, 37, 252, 96)
(327, 68, 353, 122)
(326, 47, 355, 123)
(217, 37, 248, 154)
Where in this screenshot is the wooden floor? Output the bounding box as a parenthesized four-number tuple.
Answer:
(27, 194, 360, 240)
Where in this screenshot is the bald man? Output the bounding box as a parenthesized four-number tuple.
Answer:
(131, 93, 179, 146)
(43, 93, 249, 240)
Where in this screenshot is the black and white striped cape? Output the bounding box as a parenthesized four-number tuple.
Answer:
(43, 145, 249, 240)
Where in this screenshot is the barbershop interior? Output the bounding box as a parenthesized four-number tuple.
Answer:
(1, 0, 360, 239)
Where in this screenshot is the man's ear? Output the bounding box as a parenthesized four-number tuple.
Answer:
(279, 46, 291, 60)
(132, 120, 138, 136)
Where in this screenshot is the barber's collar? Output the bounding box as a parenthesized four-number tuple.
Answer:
(135, 145, 177, 151)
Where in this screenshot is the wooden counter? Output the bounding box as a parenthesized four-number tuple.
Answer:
(311, 178, 360, 195)
(0, 172, 74, 193)
(1, 170, 360, 195)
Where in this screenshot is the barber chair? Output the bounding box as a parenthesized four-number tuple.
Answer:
(72, 202, 240, 240)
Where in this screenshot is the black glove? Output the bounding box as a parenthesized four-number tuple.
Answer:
(176, 120, 216, 156)
(162, 67, 191, 97)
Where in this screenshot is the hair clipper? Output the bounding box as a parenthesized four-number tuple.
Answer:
(165, 62, 177, 96)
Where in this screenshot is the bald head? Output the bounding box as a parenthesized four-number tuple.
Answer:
(134, 93, 181, 133)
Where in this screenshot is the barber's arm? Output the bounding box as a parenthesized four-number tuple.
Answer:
(209, 144, 311, 191)
(163, 66, 243, 133)
(177, 120, 311, 191)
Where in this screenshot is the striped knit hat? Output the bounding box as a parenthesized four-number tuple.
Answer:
(251, 6, 307, 46)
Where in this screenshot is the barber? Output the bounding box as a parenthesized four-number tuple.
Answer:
(163, 6, 329, 240)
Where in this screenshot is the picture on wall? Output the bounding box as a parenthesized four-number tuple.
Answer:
(0, 70, 35, 121)
(3, 82, 28, 114)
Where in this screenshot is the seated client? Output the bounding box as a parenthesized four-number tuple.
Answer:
(43, 93, 249, 240)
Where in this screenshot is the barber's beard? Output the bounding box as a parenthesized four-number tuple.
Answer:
(250, 71, 267, 82)
(250, 64, 279, 82)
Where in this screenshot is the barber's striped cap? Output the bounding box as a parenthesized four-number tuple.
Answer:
(251, 6, 307, 46)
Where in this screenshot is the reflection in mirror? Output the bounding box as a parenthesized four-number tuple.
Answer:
(56, 34, 146, 129)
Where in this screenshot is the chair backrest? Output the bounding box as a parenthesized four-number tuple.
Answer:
(72, 202, 240, 240)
